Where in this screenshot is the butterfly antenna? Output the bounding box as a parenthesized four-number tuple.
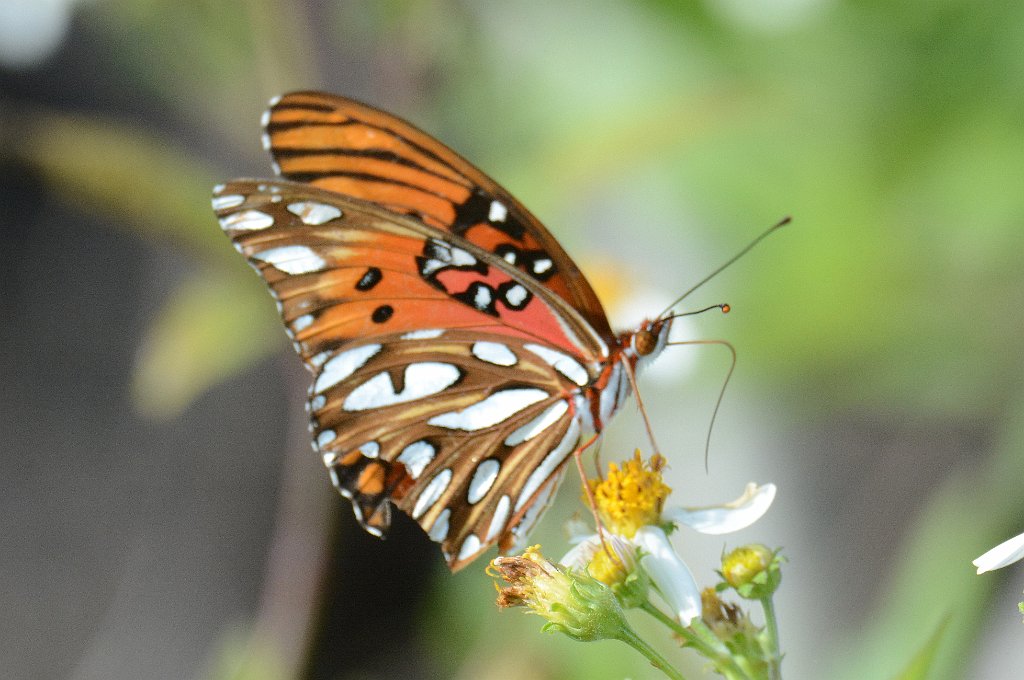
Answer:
(658, 216, 790, 319)
(664, 303, 731, 320)
(665, 338, 736, 472)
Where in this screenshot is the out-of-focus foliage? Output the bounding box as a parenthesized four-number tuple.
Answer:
(5, 0, 1024, 678)
(891, 618, 948, 680)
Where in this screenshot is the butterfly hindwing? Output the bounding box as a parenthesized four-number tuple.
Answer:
(309, 329, 586, 569)
(264, 91, 613, 341)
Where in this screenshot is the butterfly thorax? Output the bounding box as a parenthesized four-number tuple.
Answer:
(583, 317, 672, 433)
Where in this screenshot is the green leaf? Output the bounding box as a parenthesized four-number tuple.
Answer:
(203, 628, 288, 680)
(133, 271, 282, 419)
(13, 109, 230, 266)
(890, 618, 950, 680)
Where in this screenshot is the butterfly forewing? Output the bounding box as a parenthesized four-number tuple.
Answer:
(214, 179, 606, 362)
(264, 91, 614, 342)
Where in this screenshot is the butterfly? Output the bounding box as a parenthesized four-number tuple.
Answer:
(213, 91, 675, 571)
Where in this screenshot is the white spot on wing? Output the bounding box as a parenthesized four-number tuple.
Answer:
(504, 400, 569, 446)
(485, 495, 512, 543)
(458, 534, 482, 562)
(219, 209, 273, 231)
(504, 284, 528, 307)
(260, 109, 271, 127)
(428, 508, 450, 542)
(419, 258, 445, 276)
(359, 441, 380, 458)
(310, 351, 331, 368)
(427, 388, 549, 431)
(467, 459, 500, 504)
(524, 343, 589, 386)
(211, 194, 245, 210)
(450, 246, 477, 267)
(413, 468, 452, 519)
(488, 200, 508, 222)
(261, 132, 272, 151)
(515, 419, 581, 512)
(309, 394, 326, 411)
(292, 314, 314, 332)
(316, 430, 336, 448)
(397, 440, 435, 480)
(252, 245, 326, 274)
(471, 341, 517, 366)
(473, 286, 492, 310)
(533, 258, 553, 274)
(314, 344, 382, 393)
(268, 94, 282, 107)
(287, 201, 342, 225)
(401, 328, 444, 340)
(343, 362, 461, 411)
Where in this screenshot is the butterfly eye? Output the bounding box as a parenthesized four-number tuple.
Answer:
(634, 329, 657, 356)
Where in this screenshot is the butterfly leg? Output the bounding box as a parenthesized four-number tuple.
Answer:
(623, 360, 662, 456)
(572, 433, 622, 564)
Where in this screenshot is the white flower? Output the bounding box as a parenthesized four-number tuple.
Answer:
(0, 0, 88, 67)
(973, 531, 1024, 574)
(563, 481, 776, 624)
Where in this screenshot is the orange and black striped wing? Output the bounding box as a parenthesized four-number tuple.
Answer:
(263, 91, 614, 342)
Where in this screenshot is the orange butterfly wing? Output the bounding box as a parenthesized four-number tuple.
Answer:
(214, 179, 603, 568)
(264, 91, 614, 343)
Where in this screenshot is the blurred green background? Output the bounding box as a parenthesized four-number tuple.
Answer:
(2, 1, 1023, 678)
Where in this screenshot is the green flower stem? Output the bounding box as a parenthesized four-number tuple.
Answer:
(759, 596, 782, 680)
(616, 625, 687, 680)
(640, 601, 751, 680)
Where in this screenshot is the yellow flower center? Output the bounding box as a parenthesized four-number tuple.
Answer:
(588, 450, 671, 538)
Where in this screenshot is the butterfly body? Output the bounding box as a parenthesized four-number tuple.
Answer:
(215, 93, 672, 570)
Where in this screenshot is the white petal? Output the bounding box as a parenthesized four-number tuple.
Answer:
(559, 533, 637, 573)
(663, 482, 776, 535)
(633, 526, 701, 625)
(564, 518, 594, 545)
(974, 531, 1024, 574)
(561, 535, 601, 570)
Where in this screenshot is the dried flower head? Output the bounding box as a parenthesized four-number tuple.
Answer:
(489, 545, 630, 642)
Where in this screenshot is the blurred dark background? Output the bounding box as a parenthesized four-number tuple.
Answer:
(2, 2, 1023, 679)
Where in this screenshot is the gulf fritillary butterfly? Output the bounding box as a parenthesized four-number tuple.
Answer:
(213, 92, 678, 571)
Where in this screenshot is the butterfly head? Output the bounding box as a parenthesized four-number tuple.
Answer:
(629, 317, 672, 364)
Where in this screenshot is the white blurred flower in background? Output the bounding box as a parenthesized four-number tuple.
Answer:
(0, 0, 88, 68)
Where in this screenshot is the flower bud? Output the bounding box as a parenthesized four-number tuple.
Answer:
(720, 544, 782, 599)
